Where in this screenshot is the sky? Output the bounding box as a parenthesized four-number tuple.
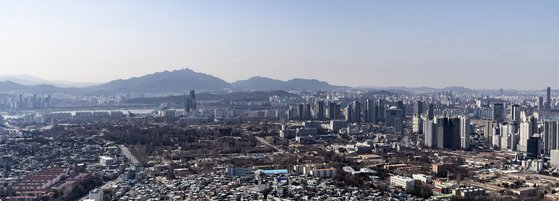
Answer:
(0, 0, 558, 90)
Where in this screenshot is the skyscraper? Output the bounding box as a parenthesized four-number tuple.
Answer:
(518, 120, 532, 152)
(460, 117, 470, 150)
(352, 101, 361, 123)
(484, 120, 496, 142)
(510, 104, 521, 123)
(385, 107, 404, 134)
(414, 101, 424, 117)
(189, 90, 197, 109)
(397, 100, 405, 117)
(365, 99, 378, 124)
(305, 104, 312, 120)
(492, 103, 504, 123)
(344, 105, 353, 122)
(518, 111, 538, 152)
(377, 100, 385, 123)
(546, 87, 552, 111)
(184, 90, 197, 113)
(527, 137, 542, 159)
(328, 102, 338, 120)
(298, 104, 305, 120)
(427, 103, 434, 121)
(538, 96, 545, 111)
(449, 118, 462, 150)
(316, 101, 325, 120)
(434, 117, 462, 150)
(543, 120, 559, 155)
(423, 120, 436, 147)
(413, 115, 423, 134)
(334, 104, 341, 120)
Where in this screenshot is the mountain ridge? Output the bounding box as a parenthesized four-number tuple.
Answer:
(232, 76, 342, 91)
(0, 74, 98, 88)
(0, 68, 552, 95)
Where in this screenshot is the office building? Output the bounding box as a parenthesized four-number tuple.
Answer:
(436, 117, 462, 150)
(184, 90, 197, 113)
(543, 120, 559, 155)
(316, 101, 325, 120)
(364, 99, 378, 123)
(546, 87, 552, 111)
(344, 105, 353, 122)
(518, 121, 531, 152)
(427, 103, 434, 120)
(424, 120, 437, 148)
(390, 175, 415, 193)
(352, 100, 361, 123)
(492, 103, 504, 123)
(397, 100, 406, 116)
(484, 120, 496, 142)
(414, 100, 424, 117)
(518, 112, 537, 153)
(538, 96, 545, 111)
(527, 137, 542, 159)
(511, 104, 521, 123)
(328, 102, 341, 120)
(377, 100, 386, 123)
(385, 106, 403, 134)
(413, 115, 423, 134)
(305, 104, 312, 121)
(460, 117, 470, 150)
(298, 104, 305, 120)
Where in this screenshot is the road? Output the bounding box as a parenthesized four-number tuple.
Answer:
(120, 145, 140, 165)
(255, 137, 284, 153)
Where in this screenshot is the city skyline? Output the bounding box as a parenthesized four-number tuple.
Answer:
(1, 1, 558, 90)
(4, 1, 559, 200)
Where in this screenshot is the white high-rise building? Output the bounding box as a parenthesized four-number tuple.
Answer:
(518, 112, 533, 153)
(423, 120, 436, 147)
(460, 117, 470, 149)
(413, 115, 423, 134)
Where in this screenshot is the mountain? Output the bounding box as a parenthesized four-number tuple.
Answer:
(231, 76, 285, 91)
(284, 78, 338, 90)
(232, 76, 341, 91)
(0, 74, 97, 87)
(0, 81, 65, 94)
(0, 69, 339, 94)
(93, 68, 231, 93)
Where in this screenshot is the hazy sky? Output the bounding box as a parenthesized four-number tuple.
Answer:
(0, 0, 557, 89)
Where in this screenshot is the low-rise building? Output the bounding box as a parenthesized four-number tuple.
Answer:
(412, 174, 432, 184)
(311, 168, 337, 178)
(390, 175, 415, 193)
(452, 186, 487, 199)
(225, 165, 252, 177)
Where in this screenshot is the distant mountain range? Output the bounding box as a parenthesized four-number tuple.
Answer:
(0, 68, 343, 94)
(92, 69, 231, 93)
(231, 76, 341, 91)
(0, 81, 65, 94)
(0, 68, 552, 95)
(0, 74, 97, 88)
